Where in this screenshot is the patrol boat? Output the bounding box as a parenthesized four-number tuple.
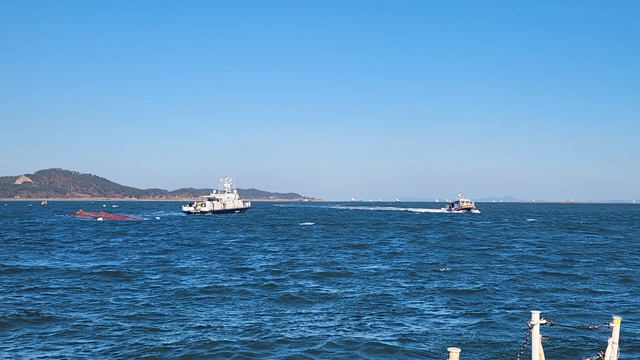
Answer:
(182, 176, 251, 215)
(445, 192, 476, 212)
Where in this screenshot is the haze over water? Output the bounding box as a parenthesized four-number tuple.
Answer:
(1, 201, 638, 359)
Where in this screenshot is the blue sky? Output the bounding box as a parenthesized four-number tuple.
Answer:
(1, 1, 638, 201)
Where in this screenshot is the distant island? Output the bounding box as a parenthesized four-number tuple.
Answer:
(0, 169, 319, 201)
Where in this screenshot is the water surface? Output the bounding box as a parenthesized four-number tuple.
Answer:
(1, 201, 638, 359)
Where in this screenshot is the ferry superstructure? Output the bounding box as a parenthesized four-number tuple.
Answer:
(182, 176, 251, 215)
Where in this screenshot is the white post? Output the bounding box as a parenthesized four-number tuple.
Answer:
(603, 316, 621, 360)
(531, 310, 543, 360)
(447, 347, 461, 360)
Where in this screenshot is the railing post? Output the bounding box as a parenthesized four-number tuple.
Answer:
(531, 310, 542, 360)
(447, 347, 461, 360)
(604, 316, 621, 360)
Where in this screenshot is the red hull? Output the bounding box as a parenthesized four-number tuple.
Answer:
(69, 210, 143, 220)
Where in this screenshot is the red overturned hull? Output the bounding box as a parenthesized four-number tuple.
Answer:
(69, 209, 143, 220)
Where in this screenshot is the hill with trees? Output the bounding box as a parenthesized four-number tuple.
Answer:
(0, 169, 315, 201)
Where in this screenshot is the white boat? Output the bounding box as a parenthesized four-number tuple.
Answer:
(445, 192, 476, 212)
(182, 176, 251, 215)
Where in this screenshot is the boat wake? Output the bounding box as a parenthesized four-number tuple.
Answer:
(330, 205, 480, 214)
(273, 204, 480, 214)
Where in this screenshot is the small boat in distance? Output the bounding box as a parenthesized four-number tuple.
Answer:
(182, 176, 251, 215)
(445, 192, 476, 212)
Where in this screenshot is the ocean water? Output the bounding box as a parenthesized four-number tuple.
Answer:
(1, 201, 638, 359)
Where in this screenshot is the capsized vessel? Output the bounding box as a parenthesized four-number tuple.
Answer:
(182, 176, 251, 215)
(69, 209, 143, 220)
(445, 192, 476, 212)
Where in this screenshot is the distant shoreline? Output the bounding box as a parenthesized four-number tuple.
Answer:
(0, 198, 324, 202)
(1, 199, 635, 204)
(476, 201, 637, 204)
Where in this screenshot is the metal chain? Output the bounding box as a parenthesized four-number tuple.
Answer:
(543, 318, 612, 330)
(513, 317, 611, 360)
(581, 351, 605, 360)
(515, 322, 533, 360)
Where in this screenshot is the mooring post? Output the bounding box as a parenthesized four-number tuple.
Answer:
(447, 347, 461, 360)
(530, 310, 543, 360)
(603, 316, 621, 360)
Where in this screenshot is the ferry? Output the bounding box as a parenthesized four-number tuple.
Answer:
(445, 192, 476, 212)
(181, 176, 251, 215)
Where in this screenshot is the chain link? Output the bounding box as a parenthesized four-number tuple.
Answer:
(581, 351, 605, 360)
(515, 322, 533, 360)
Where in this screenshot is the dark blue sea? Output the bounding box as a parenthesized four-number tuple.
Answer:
(1, 201, 638, 359)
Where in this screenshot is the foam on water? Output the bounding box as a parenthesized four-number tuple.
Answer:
(298, 222, 315, 226)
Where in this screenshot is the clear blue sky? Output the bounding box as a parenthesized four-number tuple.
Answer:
(1, 1, 638, 201)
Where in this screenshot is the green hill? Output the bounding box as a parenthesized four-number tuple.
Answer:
(0, 169, 315, 200)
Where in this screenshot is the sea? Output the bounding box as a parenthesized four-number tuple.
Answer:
(1, 201, 638, 359)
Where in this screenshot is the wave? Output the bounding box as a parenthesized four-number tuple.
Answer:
(298, 222, 315, 226)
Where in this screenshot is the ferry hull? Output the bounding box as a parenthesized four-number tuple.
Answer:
(449, 205, 476, 212)
(183, 207, 250, 215)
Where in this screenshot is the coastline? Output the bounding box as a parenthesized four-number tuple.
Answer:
(0, 198, 323, 202)
(1, 199, 635, 204)
(477, 201, 638, 204)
